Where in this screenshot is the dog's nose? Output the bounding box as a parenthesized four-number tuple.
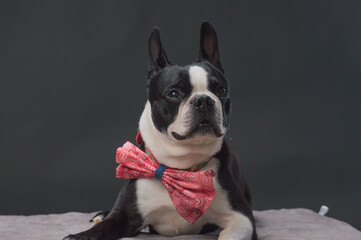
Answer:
(191, 95, 215, 112)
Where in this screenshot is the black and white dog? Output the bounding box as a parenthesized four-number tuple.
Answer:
(64, 22, 257, 240)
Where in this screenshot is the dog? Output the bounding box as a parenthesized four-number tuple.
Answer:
(64, 22, 257, 240)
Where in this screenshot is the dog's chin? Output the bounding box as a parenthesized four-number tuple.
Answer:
(171, 122, 224, 141)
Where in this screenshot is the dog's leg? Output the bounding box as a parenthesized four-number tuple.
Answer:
(216, 212, 254, 240)
(63, 210, 142, 240)
(64, 180, 143, 240)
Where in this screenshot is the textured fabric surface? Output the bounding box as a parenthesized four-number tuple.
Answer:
(0, 209, 360, 240)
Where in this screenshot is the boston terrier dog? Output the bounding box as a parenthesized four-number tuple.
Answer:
(64, 22, 257, 240)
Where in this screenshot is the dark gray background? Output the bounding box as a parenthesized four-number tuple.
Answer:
(1, 0, 360, 230)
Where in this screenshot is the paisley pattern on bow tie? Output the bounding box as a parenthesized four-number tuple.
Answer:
(115, 141, 216, 224)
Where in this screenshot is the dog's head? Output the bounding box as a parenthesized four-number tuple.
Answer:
(139, 22, 231, 165)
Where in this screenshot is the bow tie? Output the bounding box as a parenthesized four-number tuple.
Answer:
(115, 141, 216, 224)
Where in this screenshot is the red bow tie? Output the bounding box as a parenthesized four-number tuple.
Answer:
(115, 141, 216, 224)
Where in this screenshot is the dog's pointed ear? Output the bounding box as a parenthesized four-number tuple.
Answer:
(199, 22, 224, 73)
(148, 27, 170, 78)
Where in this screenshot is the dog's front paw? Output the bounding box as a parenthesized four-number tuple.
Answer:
(63, 233, 93, 240)
(63, 235, 77, 240)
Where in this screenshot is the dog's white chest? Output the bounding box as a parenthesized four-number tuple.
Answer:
(136, 159, 229, 236)
(136, 178, 200, 236)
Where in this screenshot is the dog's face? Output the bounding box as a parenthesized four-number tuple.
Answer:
(146, 22, 231, 144)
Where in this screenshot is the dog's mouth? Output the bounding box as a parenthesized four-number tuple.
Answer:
(171, 118, 224, 141)
(199, 119, 211, 126)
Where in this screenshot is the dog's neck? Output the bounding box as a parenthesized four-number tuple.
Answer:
(138, 101, 224, 170)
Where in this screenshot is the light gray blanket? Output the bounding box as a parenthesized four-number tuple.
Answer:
(0, 208, 360, 240)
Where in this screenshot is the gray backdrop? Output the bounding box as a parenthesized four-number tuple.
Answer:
(1, 0, 360, 230)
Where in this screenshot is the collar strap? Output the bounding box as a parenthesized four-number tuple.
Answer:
(136, 130, 143, 145)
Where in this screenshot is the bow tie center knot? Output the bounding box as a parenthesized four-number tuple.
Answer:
(154, 164, 168, 180)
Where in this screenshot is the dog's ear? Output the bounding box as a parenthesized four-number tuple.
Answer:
(148, 27, 171, 78)
(199, 22, 224, 73)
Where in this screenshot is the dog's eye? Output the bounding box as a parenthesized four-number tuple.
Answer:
(167, 90, 181, 99)
(216, 87, 227, 97)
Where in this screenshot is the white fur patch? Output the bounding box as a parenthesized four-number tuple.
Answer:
(189, 66, 209, 92)
(91, 216, 103, 226)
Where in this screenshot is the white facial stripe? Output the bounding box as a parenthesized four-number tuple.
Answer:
(188, 66, 208, 92)
(188, 65, 218, 102)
